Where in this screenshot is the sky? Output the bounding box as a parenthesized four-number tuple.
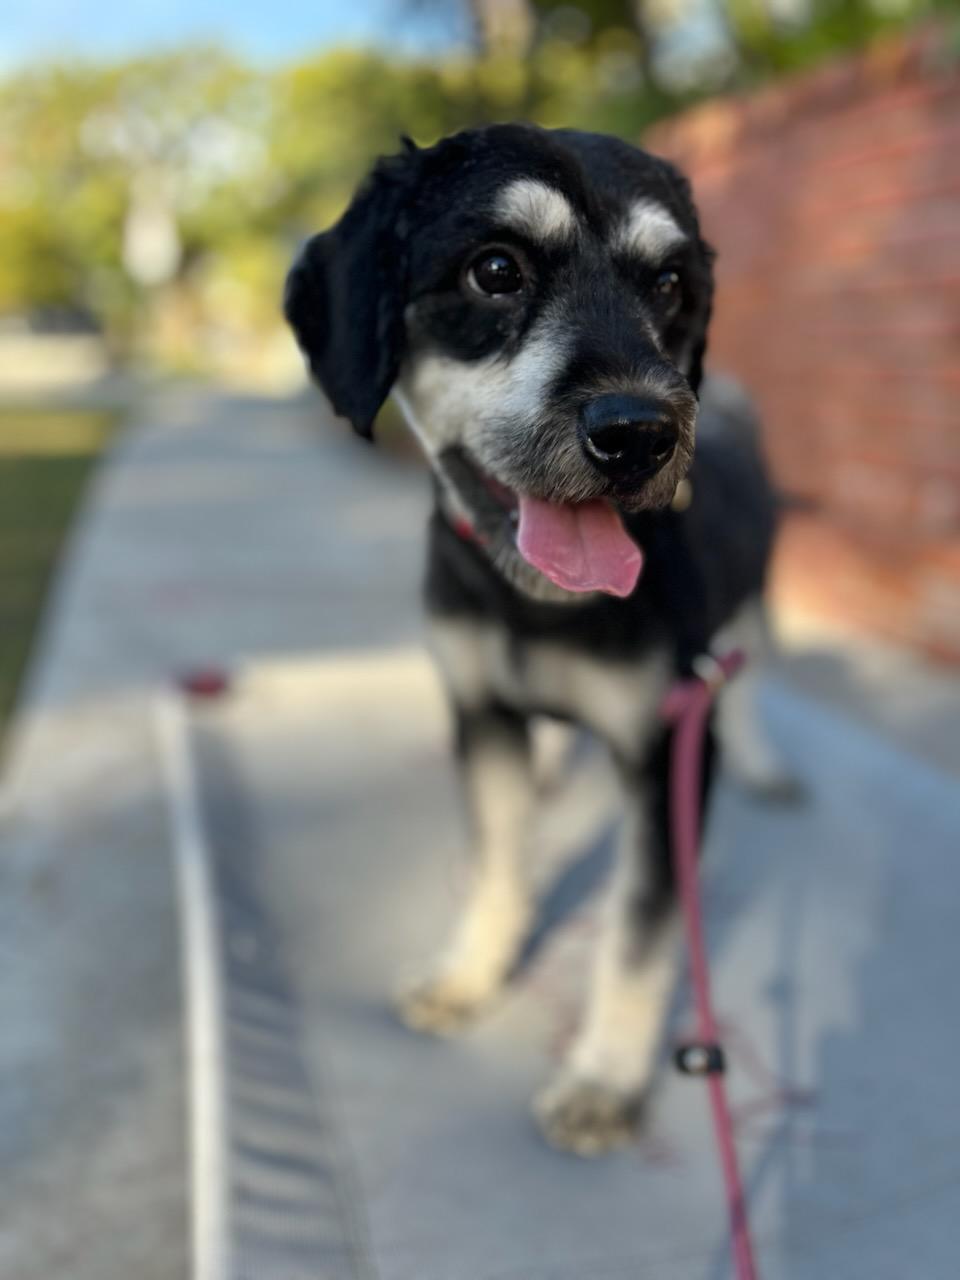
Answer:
(0, 0, 469, 70)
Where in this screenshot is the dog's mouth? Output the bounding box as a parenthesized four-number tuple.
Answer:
(439, 448, 643, 599)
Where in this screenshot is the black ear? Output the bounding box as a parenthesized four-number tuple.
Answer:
(284, 153, 416, 437)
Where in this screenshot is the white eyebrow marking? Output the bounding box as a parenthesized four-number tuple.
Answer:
(614, 199, 687, 260)
(494, 178, 578, 245)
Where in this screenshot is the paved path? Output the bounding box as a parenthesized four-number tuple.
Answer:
(0, 389, 428, 1280)
(2, 388, 958, 1279)
(201, 649, 960, 1280)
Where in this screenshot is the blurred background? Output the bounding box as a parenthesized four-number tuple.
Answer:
(2, 6, 960, 1279)
(1, 0, 959, 732)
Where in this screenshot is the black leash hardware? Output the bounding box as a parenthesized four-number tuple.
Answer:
(674, 1041, 727, 1077)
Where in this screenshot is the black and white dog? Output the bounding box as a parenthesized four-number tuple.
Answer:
(285, 123, 791, 1155)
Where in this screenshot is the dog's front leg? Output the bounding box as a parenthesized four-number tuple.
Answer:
(536, 729, 696, 1155)
(398, 701, 534, 1034)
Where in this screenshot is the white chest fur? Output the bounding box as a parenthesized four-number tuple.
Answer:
(428, 617, 670, 758)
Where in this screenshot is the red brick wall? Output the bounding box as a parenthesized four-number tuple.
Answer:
(647, 28, 960, 660)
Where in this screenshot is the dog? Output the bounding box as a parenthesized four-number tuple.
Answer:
(285, 123, 792, 1155)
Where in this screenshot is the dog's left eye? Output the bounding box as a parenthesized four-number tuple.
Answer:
(655, 269, 681, 298)
(466, 250, 525, 298)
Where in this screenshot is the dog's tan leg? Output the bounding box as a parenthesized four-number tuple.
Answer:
(398, 703, 534, 1034)
(715, 598, 802, 800)
(534, 781, 681, 1154)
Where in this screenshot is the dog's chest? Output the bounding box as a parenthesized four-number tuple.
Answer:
(429, 617, 668, 755)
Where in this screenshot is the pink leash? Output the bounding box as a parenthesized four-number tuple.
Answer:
(661, 649, 759, 1280)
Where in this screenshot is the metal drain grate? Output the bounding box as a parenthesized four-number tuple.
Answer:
(159, 692, 376, 1280)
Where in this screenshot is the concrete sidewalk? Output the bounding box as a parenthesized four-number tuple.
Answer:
(0, 388, 429, 1280)
(197, 646, 960, 1280)
(1, 388, 958, 1279)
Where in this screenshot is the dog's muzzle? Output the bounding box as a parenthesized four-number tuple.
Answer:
(578, 394, 679, 484)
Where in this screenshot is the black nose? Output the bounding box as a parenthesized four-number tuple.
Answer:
(578, 394, 679, 479)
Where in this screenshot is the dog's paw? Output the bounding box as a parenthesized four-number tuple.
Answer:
(395, 973, 492, 1036)
(533, 1074, 644, 1157)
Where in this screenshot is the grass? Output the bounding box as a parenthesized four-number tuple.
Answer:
(0, 407, 120, 731)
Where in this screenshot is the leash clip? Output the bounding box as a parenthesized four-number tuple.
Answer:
(674, 1041, 727, 1077)
(691, 652, 730, 692)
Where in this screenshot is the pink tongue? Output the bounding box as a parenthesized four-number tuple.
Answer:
(517, 495, 643, 597)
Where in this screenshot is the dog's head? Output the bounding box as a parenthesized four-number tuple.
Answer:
(285, 124, 713, 601)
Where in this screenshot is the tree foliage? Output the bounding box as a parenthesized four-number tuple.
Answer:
(0, 3, 947, 368)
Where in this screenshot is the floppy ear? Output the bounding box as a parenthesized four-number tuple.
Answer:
(284, 153, 416, 437)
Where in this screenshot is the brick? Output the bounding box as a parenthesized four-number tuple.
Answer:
(647, 27, 960, 660)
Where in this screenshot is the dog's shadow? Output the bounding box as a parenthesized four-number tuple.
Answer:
(514, 820, 618, 976)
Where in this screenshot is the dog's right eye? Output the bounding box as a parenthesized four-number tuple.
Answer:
(466, 250, 525, 298)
